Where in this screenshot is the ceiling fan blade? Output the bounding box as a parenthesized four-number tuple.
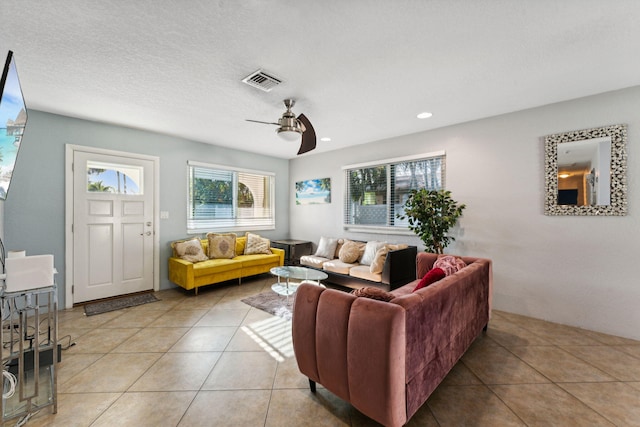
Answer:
(297, 114, 316, 155)
(246, 119, 280, 126)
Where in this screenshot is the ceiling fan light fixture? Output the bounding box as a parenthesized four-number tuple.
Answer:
(246, 98, 317, 155)
(277, 128, 302, 141)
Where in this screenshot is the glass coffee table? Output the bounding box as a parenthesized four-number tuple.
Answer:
(270, 266, 328, 297)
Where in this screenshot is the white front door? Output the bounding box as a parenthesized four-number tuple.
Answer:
(72, 150, 155, 303)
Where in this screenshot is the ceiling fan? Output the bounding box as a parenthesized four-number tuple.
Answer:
(246, 99, 316, 155)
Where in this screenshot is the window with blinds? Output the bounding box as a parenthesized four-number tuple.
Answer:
(187, 161, 275, 232)
(343, 152, 445, 229)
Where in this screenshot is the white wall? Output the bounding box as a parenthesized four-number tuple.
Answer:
(289, 86, 640, 340)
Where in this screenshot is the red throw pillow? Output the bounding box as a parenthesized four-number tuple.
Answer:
(413, 267, 446, 292)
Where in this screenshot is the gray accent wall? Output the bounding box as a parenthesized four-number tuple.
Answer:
(2, 110, 289, 309)
(289, 86, 640, 340)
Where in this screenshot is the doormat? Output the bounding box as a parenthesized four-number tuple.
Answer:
(241, 291, 293, 321)
(84, 293, 160, 316)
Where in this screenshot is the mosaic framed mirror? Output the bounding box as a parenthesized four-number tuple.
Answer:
(544, 124, 627, 216)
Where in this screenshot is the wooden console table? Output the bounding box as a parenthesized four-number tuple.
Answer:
(271, 240, 312, 266)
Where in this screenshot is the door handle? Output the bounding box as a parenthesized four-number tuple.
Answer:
(140, 231, 152, 236)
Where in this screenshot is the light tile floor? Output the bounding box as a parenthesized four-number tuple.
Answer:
(22, 274, 640, 426)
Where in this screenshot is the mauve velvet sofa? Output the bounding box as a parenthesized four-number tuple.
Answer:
(292, 252, 492, 427)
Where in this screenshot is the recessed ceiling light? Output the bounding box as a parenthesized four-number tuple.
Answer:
(320, 137, 331, 142)
(417, 112, 433, 119)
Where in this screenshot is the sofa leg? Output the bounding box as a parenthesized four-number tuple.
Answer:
(483, 323, 488, 332)
(308, 379, 316, 393)
(195, 287, 198, 296)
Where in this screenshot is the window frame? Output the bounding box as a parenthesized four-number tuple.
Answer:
(187, 160, 275, 233)
(342, 151, 446, 233)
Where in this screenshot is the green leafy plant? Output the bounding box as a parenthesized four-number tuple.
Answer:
(397, 189, 466, 254)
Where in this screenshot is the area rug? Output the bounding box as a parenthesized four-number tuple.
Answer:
(84, 293, 160, 316)
(241, 290, 293, 321)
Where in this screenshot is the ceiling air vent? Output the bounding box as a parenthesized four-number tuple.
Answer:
(241, 70, 282, 92)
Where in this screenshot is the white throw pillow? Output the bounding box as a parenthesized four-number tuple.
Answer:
(314, 237, 338, 259)
(360, 241, 386, 266)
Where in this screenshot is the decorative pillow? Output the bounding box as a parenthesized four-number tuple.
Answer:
(351, 286, 395, 302)
(413, 267, 446, 291)
(314, 236, 339, 259)
(206, 233, 237, 259)
(244, 233, 272, 255)
(360, 241, 386, 266)
(433, 255, 466, 276)
(338, 240, 365, 263)
(369, 245, 390, 274)
(174, 238, 208, 263)
(386, 243, 408, 251)
(334, 238, 345, 258)
(235, 237, 246, 256)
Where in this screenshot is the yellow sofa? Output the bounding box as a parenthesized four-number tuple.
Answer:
(168, 236, 284, 294)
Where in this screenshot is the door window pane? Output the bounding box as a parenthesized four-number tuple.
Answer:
(87, 161, 143, 195)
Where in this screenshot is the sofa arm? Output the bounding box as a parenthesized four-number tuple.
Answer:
(293, 284, 407, 427)
(270, 247, 285, 266)
(416, 252, 489, 279)
(393, 259, 491, 418)
(168, 257, 195, 290)
(382, 246, 418, 289)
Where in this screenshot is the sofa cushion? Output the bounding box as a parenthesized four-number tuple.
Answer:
(244, 233, 272, 255)
(387, 243, 409, 251)
(323, 259, 357, 275)
(338, 240, 365, 263)
(369, 246, 390, 274)
(173, 238, 208, 263)
(206, 233, 237, 259)
(300, 255, 330, 269)
(369, 243, 410, 273)
(351, 286, 395, 302)
(360, 241, 386, 266)
(235, 237, 247, 256)
(434, 255, 466, 276)
(349, 265, 382, 282)
(334, 238, 345, 258)
(315, 237, 339, 258)
(235, 253, 281, 267)
(192, 258, 241, 275)
(413, 267, 446, 291)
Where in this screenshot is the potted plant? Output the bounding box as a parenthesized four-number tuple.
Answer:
(397, 189, 466, 254)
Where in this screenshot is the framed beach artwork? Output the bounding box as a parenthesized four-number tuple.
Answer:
(296, 177, 331, 205)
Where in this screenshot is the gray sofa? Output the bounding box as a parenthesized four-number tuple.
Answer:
(299, 238, 417, 291)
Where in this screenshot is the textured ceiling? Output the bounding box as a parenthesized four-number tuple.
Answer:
(2, 0, 640, 159)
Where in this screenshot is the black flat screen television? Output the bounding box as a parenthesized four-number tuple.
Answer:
(558, 189, 578, 205)
(0, 50, 28, 200)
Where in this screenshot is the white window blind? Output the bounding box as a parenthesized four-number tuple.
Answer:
(343, 152, 445, 229)
(187, 162, 275, 232)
